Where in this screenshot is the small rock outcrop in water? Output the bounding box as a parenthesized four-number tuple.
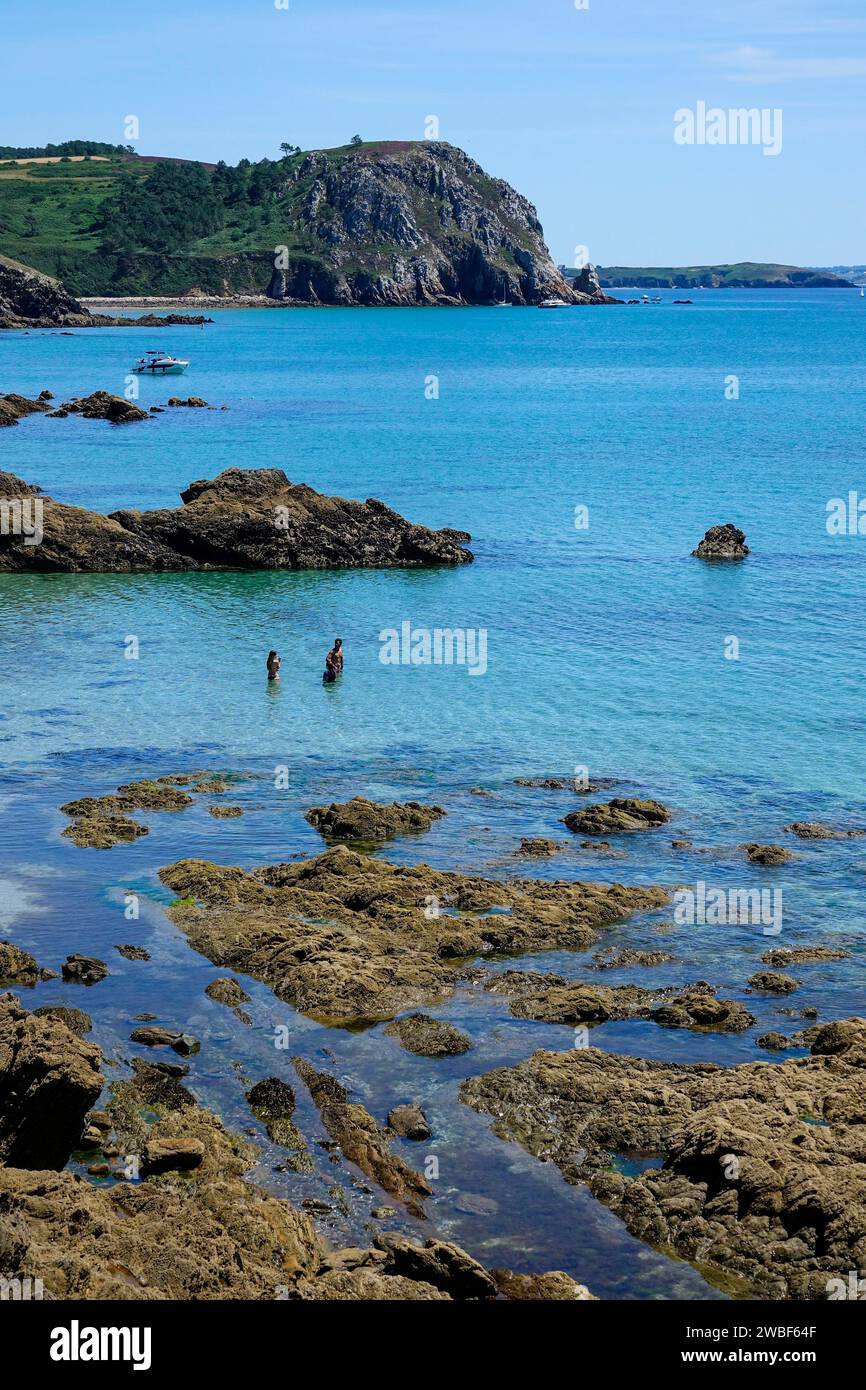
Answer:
(383, 1013, 473, 1056)
(61, 954, 108, 985)
(485, 971, 755, 1033)
(743, 842, 795, 866)
(0, 994, 103, 1168)
(692, 523, 750, 559)
(785, 820, 866, 840)
(563, 798, 671, 836)
(305, 797, 446, 843)
(62, 391, 150, 424)
(0, 467, 473, 573)
(159, 846, 669, 1024)
(387, 1103, 431, 1140)
(460, 1017, 866, 1299)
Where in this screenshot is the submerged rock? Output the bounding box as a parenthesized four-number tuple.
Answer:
(305, 796, 446, 843)
(692, 523, 750, 559)
(115, 944, 150, 961)
(461, 1018, 866, 1298)
(387, 1103, 432, 1141)
(0, 994, 103, 1168)
(205, 976, 252, 1024)
(384, 1013, 472, 1056)
(159, 845, 668, 1024)
(785, 821, 865, 840)
(591, 947, 675, 970)
(486, 971, 755, 1033)
(516, 837, 564, 857)
(564, 798, 671, 836)
(294, 1059, 431, 1217)
(762, 946, 848, 967)
(60, 774, 240, 849)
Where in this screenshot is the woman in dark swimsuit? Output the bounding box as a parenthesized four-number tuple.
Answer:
(266, 650, 281, 682)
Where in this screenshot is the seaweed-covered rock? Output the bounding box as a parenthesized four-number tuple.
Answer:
(486, 972, 755, 1033)
(785, 821, 865, 840)
(564, 798, 671, 836)
(32, 1005, 92, 1038)
(205, 976, 252, 1023)
(748, 970, 799, 994)
(761, 946, 848, 967)
(159, 846, 668, 1025)
(387, 1103, 431, 1141)
(384, 1013, 472, 1056)
(294, 1059, 431, 1217)
(305, 797, 446, 843)
(0, 942, 50, 986)
(115, 944, 150, 961)
(516, 838, 564, 857)
(0, 468, 473, 573)
(743, 843, 795, 866)
(461, 1018, 866, 1299)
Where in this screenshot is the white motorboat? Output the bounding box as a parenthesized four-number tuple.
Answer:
(132, 349, 190, 375)
(538, 297, 570, 308)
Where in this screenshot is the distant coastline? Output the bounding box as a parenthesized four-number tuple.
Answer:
(559, 261, 855, 290)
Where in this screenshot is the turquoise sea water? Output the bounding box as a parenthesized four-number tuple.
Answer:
(1, 290, 864, 1298)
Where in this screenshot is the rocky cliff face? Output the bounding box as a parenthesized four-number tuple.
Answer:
(266, 142, 607, 306)
(0, 254, 94, 328)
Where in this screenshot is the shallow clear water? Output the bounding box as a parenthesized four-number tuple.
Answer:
(1, 290, 864, 1298)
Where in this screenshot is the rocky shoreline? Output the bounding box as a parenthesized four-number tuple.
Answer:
(3, 776, 863, 1301)
(0, 467, 473, 573)
(0, 996, 593, 1300)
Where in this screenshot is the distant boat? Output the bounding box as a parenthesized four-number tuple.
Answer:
(132, 349, 190, 375)
(538, 297, 570, 309)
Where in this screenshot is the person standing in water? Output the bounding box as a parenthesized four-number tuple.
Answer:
(323, 638, 343, 684)
(266, 650, 281, 682)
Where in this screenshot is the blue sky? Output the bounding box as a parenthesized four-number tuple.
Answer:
(3, 0, 864, 265)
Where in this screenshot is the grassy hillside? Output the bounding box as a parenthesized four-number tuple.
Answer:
(0, 141, 567, 302)
(580, 262, 854, 289)
(0, 147, 320, 294)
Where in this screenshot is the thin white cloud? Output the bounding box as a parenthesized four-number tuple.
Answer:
(713, 44, 866, 81)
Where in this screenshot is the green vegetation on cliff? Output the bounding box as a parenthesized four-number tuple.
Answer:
(0, 142, 582, 305)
